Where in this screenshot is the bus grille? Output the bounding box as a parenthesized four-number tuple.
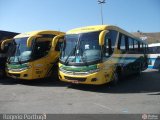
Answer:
(64, 76, 86, 82)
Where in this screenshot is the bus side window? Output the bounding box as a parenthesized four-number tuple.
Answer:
(145, 44, 149, 54)
(118, 34, 126, 54)
(110, 30, 118, 52)
(104, 38, 112, 57)
(125, 36, 129, 51)
(103, 30, 117, 58)
(138, 41, 140, 53)
(140, 43, 144, 54)
(147, 45, 149, 54)
(134, 40, 139, 53)
(144, 44, 146, 54)
(128, 38, 134, 53)
(157, 46, 160, 53)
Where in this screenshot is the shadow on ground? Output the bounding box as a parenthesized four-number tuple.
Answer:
(0, 70, 160, 94)
(0, 76, 68, 87)
(68, 70, 160, 94)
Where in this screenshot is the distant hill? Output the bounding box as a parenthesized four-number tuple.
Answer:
(132, 32, 160, 44)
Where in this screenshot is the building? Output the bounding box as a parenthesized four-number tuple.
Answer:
(0, 30, 19, 41)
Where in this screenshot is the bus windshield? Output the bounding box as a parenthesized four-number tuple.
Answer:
(60, 31, 102, 65)
(8, 37, 32, 63)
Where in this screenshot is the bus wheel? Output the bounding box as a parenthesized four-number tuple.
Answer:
(0, 70, 4, 77)
(111, 72, 119, 86)
(137, 63, 142, 76)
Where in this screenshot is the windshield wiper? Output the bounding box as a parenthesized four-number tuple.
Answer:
(64, 35, 88, 65)
(64, 46, 76, 65)
(64, 35, 81, 65)
(16, 43, 22, 64)
(75, 35, 88, 65)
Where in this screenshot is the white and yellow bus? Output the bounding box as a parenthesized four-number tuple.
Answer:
(1, 30, 64, 80)
(148, 43, 160, 69)
(58, 25, 148, 85)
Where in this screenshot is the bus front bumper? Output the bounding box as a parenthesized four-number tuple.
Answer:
(6, 69, 33, 80)
(59, 70, 112, 85)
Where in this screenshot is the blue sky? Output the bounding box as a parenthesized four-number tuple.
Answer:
(0, 0, 160, 33)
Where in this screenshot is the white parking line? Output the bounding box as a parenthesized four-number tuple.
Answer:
(93, 103, 113, 111)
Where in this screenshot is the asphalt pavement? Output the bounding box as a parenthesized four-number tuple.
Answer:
(0, 69, 160, 114)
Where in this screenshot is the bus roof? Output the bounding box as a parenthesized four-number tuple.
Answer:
(14, 30, 64, 39)
(148, 43, 160, 47)
(66, 25, 147, 44)
(66, 25, 108, 34)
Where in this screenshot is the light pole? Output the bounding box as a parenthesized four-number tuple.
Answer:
(97, 0, 106, 25)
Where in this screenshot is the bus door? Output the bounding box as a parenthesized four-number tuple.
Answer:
(30, 36, 53, 79)
(45, 35, 65, 77)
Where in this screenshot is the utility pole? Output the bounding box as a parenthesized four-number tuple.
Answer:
(97, 0, 106, 25)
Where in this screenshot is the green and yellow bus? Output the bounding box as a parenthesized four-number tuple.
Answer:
(0, 31, 18, 77)
(58, 25, 148, 85)
(0, 39, 13, 77)
(2, 30, 64, 80)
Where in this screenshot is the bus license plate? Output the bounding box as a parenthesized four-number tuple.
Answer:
(71, 80, 80, 84)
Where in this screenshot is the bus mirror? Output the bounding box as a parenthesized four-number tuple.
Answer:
(27, 35, 42, 47)
(52, 35, 64, 51)
(1, 39, 12, 50)
(99, 30, 108, 46)
(27, 36, 36, 47)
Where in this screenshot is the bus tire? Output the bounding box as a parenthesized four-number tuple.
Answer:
(137, 63, 142, 76)
(110, 71, 119, 86)
(0, 70, 5, 78)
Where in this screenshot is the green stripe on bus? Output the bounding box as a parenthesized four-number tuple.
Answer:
(61, 64, 97, 72)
